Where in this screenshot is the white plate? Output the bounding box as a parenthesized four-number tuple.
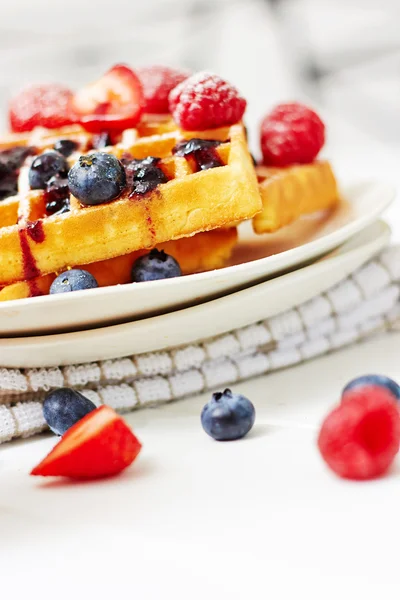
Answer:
(0, 179, 394, 336)
(0, 220, 390, 368)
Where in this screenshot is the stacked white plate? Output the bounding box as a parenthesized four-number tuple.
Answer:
(0, 179, 394, 368)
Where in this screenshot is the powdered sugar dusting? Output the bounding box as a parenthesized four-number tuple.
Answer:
(169, 71, 246, 130)
(10, 84, 74, 132)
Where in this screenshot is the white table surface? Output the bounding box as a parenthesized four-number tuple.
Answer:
(1, 134, 400, 599)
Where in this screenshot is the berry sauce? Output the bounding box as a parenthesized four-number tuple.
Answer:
(144, 205, 156, 241)
(122, 156, 168, 197)
(18, 229, 42, 294)
(45, 197, 70, 216)
(26, 220, 45, 243)
(44, 176, 70, 215)
(0, 146, 36, 201)
(18, 219, 46, 297)
(172, 138, 223, 172)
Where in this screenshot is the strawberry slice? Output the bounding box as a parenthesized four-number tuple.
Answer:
(9, 84, 76, 133)
(72, 64, 144, 133)
(31, 405, 142, 480)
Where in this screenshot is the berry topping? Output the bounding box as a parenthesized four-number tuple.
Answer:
(68, 152, 126, 205)
(45, 176, 70, 215)
(50, 269, 99, 294)
(131, 249, 181, 282)
(169, 72, 246, 131)
(45, 196, 70, 216)
(201, 388, 255, 441)
(318, 386, 400, 480)
(260, 102, 325, 167)
(9, 84, 75, 133)
(173, 138, 221, 156)
(137, 65, 190, 114)
(28, 150, 69, 190)
(122, 155, 161, 188)
(0, 146, 35, 200)
(342, 374, 400, 401)
(43, 387, 97, 436)
(72, 64, 144, 133)
(53, 138, 78, 157)
(0, 177, 18, 201)
(0, 146, 35, 176)
(91, 132, 112, 149)
(129, 164, 168, 196)
(173, 138, 223, 171)
(31, 405, 142, 480)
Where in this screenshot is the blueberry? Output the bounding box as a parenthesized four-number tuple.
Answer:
(43, 387, 96, 435)
(131, 249, 181, 282)
(68, 152, 126, 205)
(50, 269, 99, 294)
(28, 150, 69, 190)
(129, 165, 168, 196)
(54, 139, 78, 157)
(342, 374, 400, 401)
(201, 388, 255, 441)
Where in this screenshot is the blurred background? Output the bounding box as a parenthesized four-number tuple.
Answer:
(0, 0, 399, 163)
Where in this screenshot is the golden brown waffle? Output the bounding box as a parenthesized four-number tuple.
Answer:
(0, 228, 237, 301)
(253, 161, 339, 233)
(0, 121, 260, 286)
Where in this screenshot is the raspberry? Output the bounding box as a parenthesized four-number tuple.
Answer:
(169, 72, 246, 131)
(138, 65, 190, 114)
(9, 84, 76, 133)
(318, 386, 400, 480)
(260, 102, 325, 167)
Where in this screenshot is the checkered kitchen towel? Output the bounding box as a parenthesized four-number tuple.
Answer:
(0, 245, 399, 444)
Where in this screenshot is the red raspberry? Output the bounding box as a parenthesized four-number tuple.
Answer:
(9, 84, 76, 133)
(260, 102, 325, 167)
(138, 65, 191, 114)
(318, 386, 400, 480)
(169, 72, 247, 131)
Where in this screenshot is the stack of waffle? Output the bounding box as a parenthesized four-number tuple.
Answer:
(0, 114, 339, 301)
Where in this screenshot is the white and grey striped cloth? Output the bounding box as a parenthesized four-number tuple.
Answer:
(0, 245, 399, 444)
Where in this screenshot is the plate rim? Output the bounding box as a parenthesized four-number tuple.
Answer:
(0, 178, 395, 315)
(0, 220, 390, 368)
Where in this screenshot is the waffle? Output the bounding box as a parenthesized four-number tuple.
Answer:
(253, 161, 338, 233)
(0, 121, 260, 286)
(0, 227, 237, 301)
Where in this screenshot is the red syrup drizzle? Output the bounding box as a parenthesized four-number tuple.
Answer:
(18, 221, 46, 297)
(26, 220, 45, 243)
(143, 204, 156, 243)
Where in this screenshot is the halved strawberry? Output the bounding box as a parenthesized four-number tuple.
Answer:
(31, 405, 142, 480)
(9, 84, 76, 133)
(72, 64, 144, 133)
